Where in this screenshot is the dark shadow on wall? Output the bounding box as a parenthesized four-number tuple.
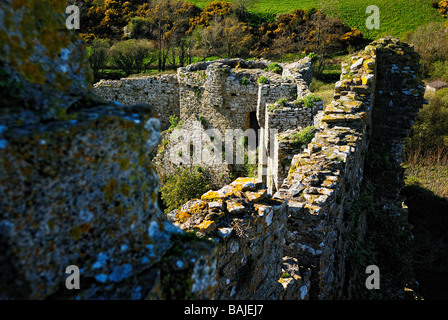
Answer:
(401, 185, 448, 300)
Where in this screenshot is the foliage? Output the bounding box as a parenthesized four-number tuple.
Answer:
(404, 89, 448, 153)
(240, 76, 250, 85)
(344, 191, 414, 299)
(292, 126, 315, 145)
(307, 52, 317, 61)
(160, 168, 210, 214)
(242, 154, 257, 178)
(87, 39, 110, 79)
(137, 0, 201, 70)
(189, 0, 234, 30)
(438, 0, 448, 16)
(192, 15, 253, 59)
(108, 39, 154, 76)
(256, 75, 269, 84)
(339, 28, 364, 47)
(296, 94, 322, 108)
(276, 98, 288, 106)
(169, 115, 180, 130)
(402, 22, 448, 77)
(77, 0, 366, 65)
(79, 0, 145, 40)
(268, 62, 283, 74)
(429, 60, 448, 82)
(198, 114, 206, 124)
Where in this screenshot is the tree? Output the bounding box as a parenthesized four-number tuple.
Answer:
(192, 15, 252, 59)
(403, 22, 448, 77)
(189, 0, 234, 31)
(77, 0, 146, 41)
(109, 39, 154, 76)
(160, 168, 210, 214)
(139, 0, 200, 71)
(267, 9, 308, 60)
(233, 0, 257, 21)
(88, 39, 110, 79)
(304, 10, 351, 75)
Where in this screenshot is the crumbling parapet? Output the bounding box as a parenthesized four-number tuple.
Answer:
(259, 99, 323, 194)
(276, 37, 425, 299)
(93, 75, 180, 131)
(0, 0, 217, 300)
(167, 177, 289, 300)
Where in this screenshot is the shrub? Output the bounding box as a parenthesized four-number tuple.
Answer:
(430, 60, 448, 82)
(296, 94, 322, 108)
(257, 76, 270, 84)
(243, 154, 257, 178)
(303, 94, 322, 108)
(160, 169, 210, 214)
(307, 52, 318, 62)
(109, 39, 154, 76)
(276, 98, 288, 106)
(292, 126, 316, 145)
(198, 114, 206, 125)
(404, 90, 448, 152)
(240, 77, 250, 85)
(87, 39, 110, 79)
(431, 1, 440, 9)
(402, 22, 448, 76)
(268, 62, 283, 74)
(169, 115, 179, 130)
(439, 0, 448, 15)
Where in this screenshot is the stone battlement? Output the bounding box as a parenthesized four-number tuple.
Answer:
(0, 0, 425, 300)
(168, 37, 425, 300)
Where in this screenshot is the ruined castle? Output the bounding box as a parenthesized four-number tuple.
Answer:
(94, 56, 322, 193)
(0, 0, 425, 300)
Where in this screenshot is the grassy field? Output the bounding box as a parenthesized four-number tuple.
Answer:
(190, 0, 445, 39)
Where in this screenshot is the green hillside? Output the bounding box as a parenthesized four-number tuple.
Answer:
(190, 0, 445, 39)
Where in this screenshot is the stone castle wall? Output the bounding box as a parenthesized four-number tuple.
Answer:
(93, 75, 180, 131)
(275, 37, 425, 299)
(167, 177, 290, 300)
(0, 0, 425, 301)
(127, 57, 317, 190)
(94, 58, 314, 135)
(259, 99, 323, 195)
(169, 38, 425, 300)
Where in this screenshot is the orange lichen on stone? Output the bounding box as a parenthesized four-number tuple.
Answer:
(244, 189, 267, 203)
(194, 220, 216, 233)
(19, 62, 46, 85)
(226, 200, 245, 214)
(230, 177, 261, 192)
(201, 190, 222, 201)
(175, 210, 192, 224)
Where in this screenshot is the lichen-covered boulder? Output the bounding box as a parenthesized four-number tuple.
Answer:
(0, 0, 217, 300)
(0, 0, 95, 118)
